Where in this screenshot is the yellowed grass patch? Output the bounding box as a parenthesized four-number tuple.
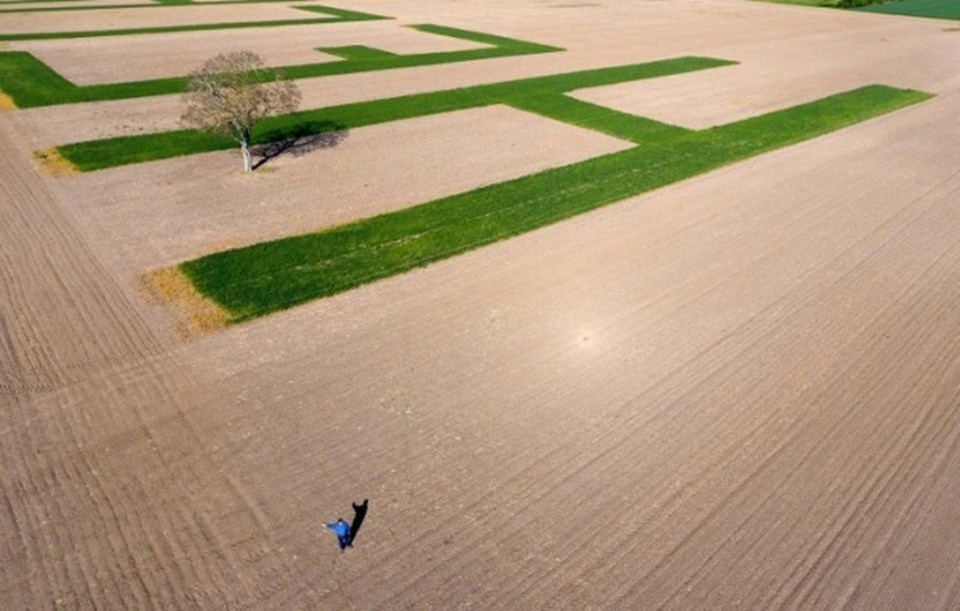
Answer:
(33, 148, 76, 176)
(0, 92, 17, 111)
(141, 266, 229, 337)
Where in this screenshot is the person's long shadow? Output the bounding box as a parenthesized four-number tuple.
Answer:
(348, 499, 368, 547)
(251, 122, 348, 170)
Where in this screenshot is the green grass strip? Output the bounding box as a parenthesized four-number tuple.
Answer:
(56, 57, 731, 170)
(854, 0, 960, 20)
(0, 0, 236, 6)
(0, 24, 559, 107)
(178, 83, 929, 322)
(0, 0, 301, 14)
(0, 0, 89, 4)
(0, 0, 194, 3)
(504, 94, 691, 144)
(321, 45, 399, 61)
(0, 4, 388, 41)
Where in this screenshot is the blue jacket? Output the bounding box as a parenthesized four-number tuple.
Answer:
(327, 521, 350, 538)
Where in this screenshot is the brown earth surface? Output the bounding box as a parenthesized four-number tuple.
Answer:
(0, 2, 316, 34)
(0, 0, 154, 10)
(3, 0, 960, 608)
(14, 21, 485, 85)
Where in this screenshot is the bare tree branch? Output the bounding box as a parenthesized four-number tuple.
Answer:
(181, 51, 301, 172)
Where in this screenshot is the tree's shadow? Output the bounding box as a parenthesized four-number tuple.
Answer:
(252, 121, 348, 170)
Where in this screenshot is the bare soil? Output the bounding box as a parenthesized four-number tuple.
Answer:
(0, 2, 316, 34)
(2, 0, 153, 10)
(14, 21, 485, 85)
(3, 0, 960, 608)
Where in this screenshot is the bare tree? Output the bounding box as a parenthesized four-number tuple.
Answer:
(181, 51, 301, 172)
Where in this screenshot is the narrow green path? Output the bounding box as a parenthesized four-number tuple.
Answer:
(0, 4, 388, 41)
(0, 25, 559, 107)
(504, 94, 690, 144)
(0, 0, 306, 14)
(0, 0, 95, 4)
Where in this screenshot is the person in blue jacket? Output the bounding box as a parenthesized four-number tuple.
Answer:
(326, 518, 351, 552)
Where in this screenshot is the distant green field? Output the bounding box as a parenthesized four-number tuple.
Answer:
(59, 55, 924, 325)
(756, 0, 960, 19)
(854, 0, 960, 20)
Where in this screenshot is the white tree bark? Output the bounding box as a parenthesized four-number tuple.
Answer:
(240, 138, 252, 172)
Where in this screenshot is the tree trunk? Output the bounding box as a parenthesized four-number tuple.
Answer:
(240, 137, 252, 172)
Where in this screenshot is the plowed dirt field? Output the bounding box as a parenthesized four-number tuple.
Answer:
(3, 0, 960, 608)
